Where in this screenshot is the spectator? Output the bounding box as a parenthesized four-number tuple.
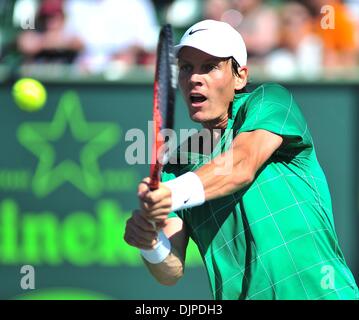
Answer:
(344, 0, 359, 62)
(164, 0, 202, 41)
(265, 1, 322, 79)
(231, 0, 280, 65)
(306, 0, 357, 68)
(64, 0, 159, 73)
(203, 0, 232, 22)
(17, 0, 83, 64)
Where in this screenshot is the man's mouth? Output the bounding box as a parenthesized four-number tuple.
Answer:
(189, 93, 207, 105)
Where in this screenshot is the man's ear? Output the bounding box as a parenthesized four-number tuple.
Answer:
(234, 67, 248, 91)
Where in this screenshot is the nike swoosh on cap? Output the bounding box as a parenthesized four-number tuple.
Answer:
(189, 28, 208, 35)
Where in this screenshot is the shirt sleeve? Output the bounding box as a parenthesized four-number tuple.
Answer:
(237, 84, 312, 149)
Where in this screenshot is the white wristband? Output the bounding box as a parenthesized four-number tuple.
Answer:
(140, 230, 171, 264)
(164, 172, 205, 212)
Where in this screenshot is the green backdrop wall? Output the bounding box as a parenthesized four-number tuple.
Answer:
(0, 81, 358, 299)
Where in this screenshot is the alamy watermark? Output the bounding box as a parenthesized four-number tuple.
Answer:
(20, 265, 35, 290)
(321, 5, 335, 30)
(125, 122, 234, 175)
(320, 265, 335, 290)
(21, 15, 35, 30)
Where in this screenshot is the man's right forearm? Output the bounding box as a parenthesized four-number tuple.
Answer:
(143, 247, 185, 286)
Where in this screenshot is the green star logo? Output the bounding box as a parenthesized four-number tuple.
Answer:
(17, 91, 121, 198)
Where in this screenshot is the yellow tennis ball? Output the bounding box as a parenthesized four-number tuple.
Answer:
(12, 78, 47, 112)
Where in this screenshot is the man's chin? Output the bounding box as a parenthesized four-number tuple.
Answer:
(189, 114, 206, 124)
(189, 110, 207, 123)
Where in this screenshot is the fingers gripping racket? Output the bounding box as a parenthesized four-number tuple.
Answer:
(150, 24, 177, 191)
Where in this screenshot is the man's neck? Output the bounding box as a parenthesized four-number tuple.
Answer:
(202, 117, 228, 132)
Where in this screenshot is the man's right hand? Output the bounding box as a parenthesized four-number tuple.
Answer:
(124, 210, 160, 250)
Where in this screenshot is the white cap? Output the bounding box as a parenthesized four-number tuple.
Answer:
(175, 20, 247, 67)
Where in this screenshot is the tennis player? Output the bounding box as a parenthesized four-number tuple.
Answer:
(124, 20, 359, 300)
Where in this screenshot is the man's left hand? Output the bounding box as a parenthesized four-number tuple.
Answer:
(138, 177, 172, 225)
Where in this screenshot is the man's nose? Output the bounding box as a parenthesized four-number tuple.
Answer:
(190, 72, 203, 86)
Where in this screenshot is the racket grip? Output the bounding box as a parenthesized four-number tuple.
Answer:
(150, 161, 162, 190)
(149, 220, 165, 239)
(149, 220, 157, 229)
(149, 179, 159, 191)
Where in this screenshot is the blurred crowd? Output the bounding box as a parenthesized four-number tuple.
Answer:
(1, 0, 359, 78)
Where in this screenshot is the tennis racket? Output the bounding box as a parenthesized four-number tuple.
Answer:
(149, 24, 177, 191)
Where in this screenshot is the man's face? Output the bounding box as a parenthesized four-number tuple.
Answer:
(178, 47, 238, 129)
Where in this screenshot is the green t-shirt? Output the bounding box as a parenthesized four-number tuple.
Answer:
(162, 83, 359, 300)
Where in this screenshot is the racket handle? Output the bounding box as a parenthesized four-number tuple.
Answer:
(150, 175, 160, 191)
(149, 220, 165, 237)
(149, 178, 159, 191)
(149, 163, 161, 190)
(149, 220, 157, 229)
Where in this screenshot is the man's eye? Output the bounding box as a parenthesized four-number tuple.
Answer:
(179, 64, 192, 73)
(204, 64, 217, 72)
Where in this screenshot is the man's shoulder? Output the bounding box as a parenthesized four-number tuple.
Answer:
(248, 83, 292, 101)
(237, 83, 294, 112)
